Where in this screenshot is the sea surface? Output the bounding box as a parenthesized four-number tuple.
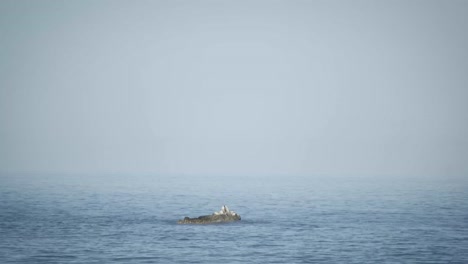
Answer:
(1, 174, 467, 263)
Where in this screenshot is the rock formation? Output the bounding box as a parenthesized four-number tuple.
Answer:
(177, 205, 241, 224)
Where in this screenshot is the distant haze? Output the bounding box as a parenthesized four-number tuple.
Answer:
(1, 0, 467, 177)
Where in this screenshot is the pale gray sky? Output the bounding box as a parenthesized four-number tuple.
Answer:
(1, 0, 467, 177)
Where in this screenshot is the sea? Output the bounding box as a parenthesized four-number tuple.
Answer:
(1, 174, 467, 263)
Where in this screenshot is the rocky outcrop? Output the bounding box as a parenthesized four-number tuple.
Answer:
(177, 205, 241, 224)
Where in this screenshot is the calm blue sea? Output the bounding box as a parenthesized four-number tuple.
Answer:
(1, 174, 467, 263)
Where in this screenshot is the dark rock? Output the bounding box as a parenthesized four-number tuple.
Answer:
(177, 213, 241, 224)
(178, 205, 241, 224)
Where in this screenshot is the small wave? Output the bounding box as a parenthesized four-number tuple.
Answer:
(111, 256, 161, 261)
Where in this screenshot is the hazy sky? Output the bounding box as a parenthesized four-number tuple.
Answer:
(1, 0, 467, 177)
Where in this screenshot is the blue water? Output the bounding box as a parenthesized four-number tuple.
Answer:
(1, 174, 467, 263)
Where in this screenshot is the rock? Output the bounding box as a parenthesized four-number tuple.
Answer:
(177, 205, 241, 224)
